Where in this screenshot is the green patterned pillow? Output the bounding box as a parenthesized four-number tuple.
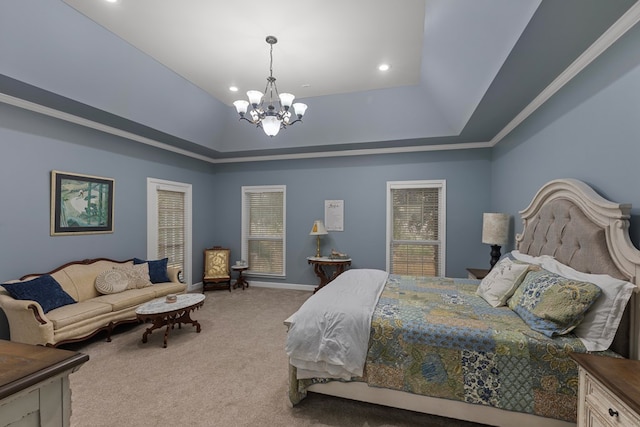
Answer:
(507, 269, 602, 337)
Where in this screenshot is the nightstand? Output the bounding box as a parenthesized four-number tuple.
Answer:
(571, 352, 640, 427)
(466, 268, 489, 280)
(307, 257, 351, 293)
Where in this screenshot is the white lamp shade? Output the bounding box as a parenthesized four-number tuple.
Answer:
(279, 93, 295, 108)
(262, 116, 281, 136)
(482, 213, 509, 245)
(309, 219, 328, 235)
(293, 103, 307, 117)
(233, 100, 249, 114)
(247, 90, 264, 106)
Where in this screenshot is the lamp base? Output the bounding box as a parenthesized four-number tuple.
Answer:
(315, 236, 322, 258)
(489, 245, 502, 270)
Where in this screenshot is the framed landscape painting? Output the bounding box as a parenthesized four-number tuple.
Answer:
(51, 171, 114, 236)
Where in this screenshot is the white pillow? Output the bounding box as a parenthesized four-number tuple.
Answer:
(476, 258, 531, 307)
(540, 257, 635, 351)
(511, 250, 555, 266)
(95, 270, 129, 294)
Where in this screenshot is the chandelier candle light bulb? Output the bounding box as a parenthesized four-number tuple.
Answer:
(233, 36, 308, 137)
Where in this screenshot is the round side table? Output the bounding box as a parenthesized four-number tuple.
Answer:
(231, 265, 249, 290)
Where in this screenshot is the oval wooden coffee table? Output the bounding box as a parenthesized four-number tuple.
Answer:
(135, 293, 205, 348)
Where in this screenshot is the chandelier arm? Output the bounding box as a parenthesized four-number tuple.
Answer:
(263, 80, 270, 100)
(285, 118, 303, 126)
(238, 116, 261, 126)
(271, 77, 280, 98)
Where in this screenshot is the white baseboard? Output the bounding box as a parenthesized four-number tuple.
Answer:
(249, 280, 314, 291)
(190, 280, 313, 292)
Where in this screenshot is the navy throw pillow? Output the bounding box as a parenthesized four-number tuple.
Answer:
(133, 258, 170, 283)
(3, 275, 75, 313)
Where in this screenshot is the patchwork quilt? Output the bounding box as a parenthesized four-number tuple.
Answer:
(363, 274, 615, 422)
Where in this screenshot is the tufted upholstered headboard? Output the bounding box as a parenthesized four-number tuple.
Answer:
(518, 199, 626, 280)
(516, 179, 640, 358)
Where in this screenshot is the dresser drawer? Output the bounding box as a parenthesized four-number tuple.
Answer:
(584, 373, 640, 427)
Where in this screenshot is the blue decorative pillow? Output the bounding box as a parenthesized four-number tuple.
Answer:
(2, 275, 75, 313)
(508, 269, 602, 337)
(133, 258, 170, 283)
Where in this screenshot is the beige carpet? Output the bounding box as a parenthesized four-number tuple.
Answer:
(65, 287, 488, 427)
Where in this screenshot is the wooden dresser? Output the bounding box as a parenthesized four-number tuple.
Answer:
(571, 352, 640, 427)
(0, 340, 88, 427)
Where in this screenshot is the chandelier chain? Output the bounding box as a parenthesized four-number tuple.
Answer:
(269, 42, 274, 78)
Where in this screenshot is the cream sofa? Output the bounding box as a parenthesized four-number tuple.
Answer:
(0, 258, 186, 347)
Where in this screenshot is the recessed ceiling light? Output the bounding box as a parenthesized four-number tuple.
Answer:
(105, 0, 118, 3)
(378, 64, 391, 72)
(229, 86, 238, 92)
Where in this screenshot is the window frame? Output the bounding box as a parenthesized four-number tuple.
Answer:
(386, 180, 446, 276)
(241, 185, 286, 278)
(146, 178, 192, 286)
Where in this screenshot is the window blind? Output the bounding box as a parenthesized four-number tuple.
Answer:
(157, 189, 185, 273)
(245, 189, 285, 275)
(390, 186, 443, 276)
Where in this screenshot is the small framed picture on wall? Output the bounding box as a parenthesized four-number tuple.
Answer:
(325, 199, 344, 231)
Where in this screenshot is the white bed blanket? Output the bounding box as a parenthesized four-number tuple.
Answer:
(285, 268, 388, 380)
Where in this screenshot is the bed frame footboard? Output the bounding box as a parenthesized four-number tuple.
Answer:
(306, 381, 575, 427)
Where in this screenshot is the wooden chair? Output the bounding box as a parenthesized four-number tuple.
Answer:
(202, 246, 231, 292)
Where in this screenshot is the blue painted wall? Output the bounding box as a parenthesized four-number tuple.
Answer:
(0, 102, 220, 279)
(0, 103, 220, 338)
(0, 101, 492, 340)
(491, 18, 640, 250)
(0, 100, 492, 284)
(211, 149, 493, 286)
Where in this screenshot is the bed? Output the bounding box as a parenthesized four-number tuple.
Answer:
(285, 179, 640, 427)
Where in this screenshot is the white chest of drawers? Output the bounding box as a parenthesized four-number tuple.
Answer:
(571, 353, 640, 427)
(0, 340, 88, 427)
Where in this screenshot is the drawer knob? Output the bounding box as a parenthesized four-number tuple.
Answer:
(608, 408, 619, 417)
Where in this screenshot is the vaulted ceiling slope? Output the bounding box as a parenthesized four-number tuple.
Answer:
(0, 0, 638, 163)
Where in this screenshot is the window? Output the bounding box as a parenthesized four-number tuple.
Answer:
(147, 178, 192, 285)
(241, 185, 286, 277)
(386, 180, 446, 277)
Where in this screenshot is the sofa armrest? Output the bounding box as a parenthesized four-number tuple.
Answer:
(0, 294, 54, 346)
(167, 265, 182, 283)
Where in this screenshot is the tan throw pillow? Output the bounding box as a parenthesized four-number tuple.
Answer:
(476, 258, 531, 307)
(114, 263, 152, 289)
(95, 270, 130, 294)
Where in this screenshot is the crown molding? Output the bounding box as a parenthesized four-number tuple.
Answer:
(490, 1, 640, 146)
(0, 92, 218, 164)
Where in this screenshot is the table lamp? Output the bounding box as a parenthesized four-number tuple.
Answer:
(482, 213, 509, 269)
(309, 219, 328, 257)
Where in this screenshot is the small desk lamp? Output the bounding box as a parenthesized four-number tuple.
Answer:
(309, 220, 328, 257)
(482, 213, 509, 269)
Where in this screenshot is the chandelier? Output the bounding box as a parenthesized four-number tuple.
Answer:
(233, 36, 308, 137)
